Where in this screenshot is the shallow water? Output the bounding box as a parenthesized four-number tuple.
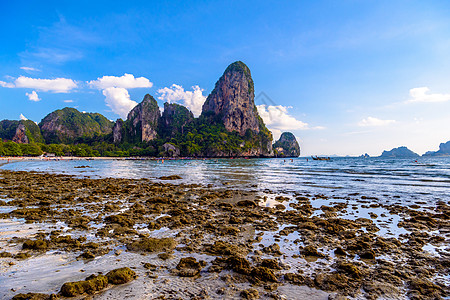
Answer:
(2, 157, 449, 208)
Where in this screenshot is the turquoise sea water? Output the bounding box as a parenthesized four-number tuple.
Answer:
(2, 157, 449, 207)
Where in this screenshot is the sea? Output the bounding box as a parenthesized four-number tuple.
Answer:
(1, 156, 449, 207)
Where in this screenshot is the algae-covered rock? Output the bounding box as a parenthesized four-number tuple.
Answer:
(15, 252, 31, 260)
(12, 293, 58, 300)
(336, 262, 362, 279)
(240, 288, 259, 299)
(127, 237, 177, 253)
(301, 245, 325, 257)
(159, 175, 182, 180)
(260, 258, 282, 270)
(225, 256, 251, 275)
(60, 274, 108, 297)
(104, 214, 135, 227)
(205, 240, 246, 256)
(176, 257, 204, 277)
(106, 267, 137, 284)
(408, 278, 443, 298)
(0, 251, 13, 258)
(79, 250, 95, 259)
(22, 239, 48, 250)
(250, 266, 278, 283)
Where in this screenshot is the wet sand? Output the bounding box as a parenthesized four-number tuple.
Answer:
(0, 169, 448, 299)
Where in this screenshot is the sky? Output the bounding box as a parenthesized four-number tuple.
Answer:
(1, 0, 450, 156)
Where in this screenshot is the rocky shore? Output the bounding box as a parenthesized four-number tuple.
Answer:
(0, 169, 448, 299)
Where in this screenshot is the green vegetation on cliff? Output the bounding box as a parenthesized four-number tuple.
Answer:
(39, 107, 113, 144)
(0, 120, 44, 143)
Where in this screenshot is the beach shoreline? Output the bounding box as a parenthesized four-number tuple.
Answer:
(0, 167, 448, 299)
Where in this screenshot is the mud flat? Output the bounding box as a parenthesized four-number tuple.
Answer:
(0, 170, 448, 299)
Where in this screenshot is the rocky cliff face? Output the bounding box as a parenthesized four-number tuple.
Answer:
(126, 94, 160, 142)
(12, 124, 29, 144)
(39, 107, 113, 144)
(201, 61, 260, 135)
(273, 132, 300, 157)
(0, 120, 44, 144)
(159, 102, 194, 138)
(200, 61, 273, 157)
(112, 119, 124, 144)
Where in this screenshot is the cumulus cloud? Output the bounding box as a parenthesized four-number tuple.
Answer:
(406, 87, 450, 103)
(63, 99, 74, 103)
(26, 90, 40, 102)
(157, 84, 206, 117)
(20, 114, 28, 121)
(12, 76, 77, 93)
(20, 66, 40, 72)
(89, 74, 153, 89)
(358, 117, 396, 127)
(257, 105, 309, 132)
(102, 87, 138, 119)
(89, 74, 153, 117)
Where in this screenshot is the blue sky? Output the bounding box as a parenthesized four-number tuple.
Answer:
(1, 0, 450, 156)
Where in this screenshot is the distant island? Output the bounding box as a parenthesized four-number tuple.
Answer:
(0, 62, 300, 158)
(423, 141, 450, 157)
(379, 146, 419, 158)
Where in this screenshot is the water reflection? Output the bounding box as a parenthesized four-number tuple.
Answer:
(1, 157, 449, 206)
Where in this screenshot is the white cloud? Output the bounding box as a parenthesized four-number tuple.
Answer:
(12, 76, 77, 93)
(63, 99, 74, 103)
(89, 74, 153, 89)
(102, 87, 138, 119)
(157, 84, 206, 117)
(358, 116, 396, 127)
(257, 105, 309, 131)
(20, 66, 40, 72)
(407, 87, 450, 103)
(26, 90, 40, 102)
(0, 81, 14, 88)
(20, 114, 28, 121)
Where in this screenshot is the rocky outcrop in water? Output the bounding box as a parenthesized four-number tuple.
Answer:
(126, 94, 160, 142)
(201, 61, 261, 135)
(379, 146, 419, 158)
(273, 132, 300, 157)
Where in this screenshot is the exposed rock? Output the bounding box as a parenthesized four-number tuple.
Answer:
(176, 257, 204, 277)
(12, 293, 58, 300)
(162, 143, 180, 157)
(0, 120, 44, 144)
(106, 267, 137, 284)
(201, 61, 260, 135)
(379, 146, 419, 158)
(126, 94, 160, 142)
(60, 274, 108, 297)
(273, 132, 300, 157)
(159, 102, 194, 138)
(12, 124, 29, 144)
(112, 119, 124, 143)
(240, 288, 259, 299)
